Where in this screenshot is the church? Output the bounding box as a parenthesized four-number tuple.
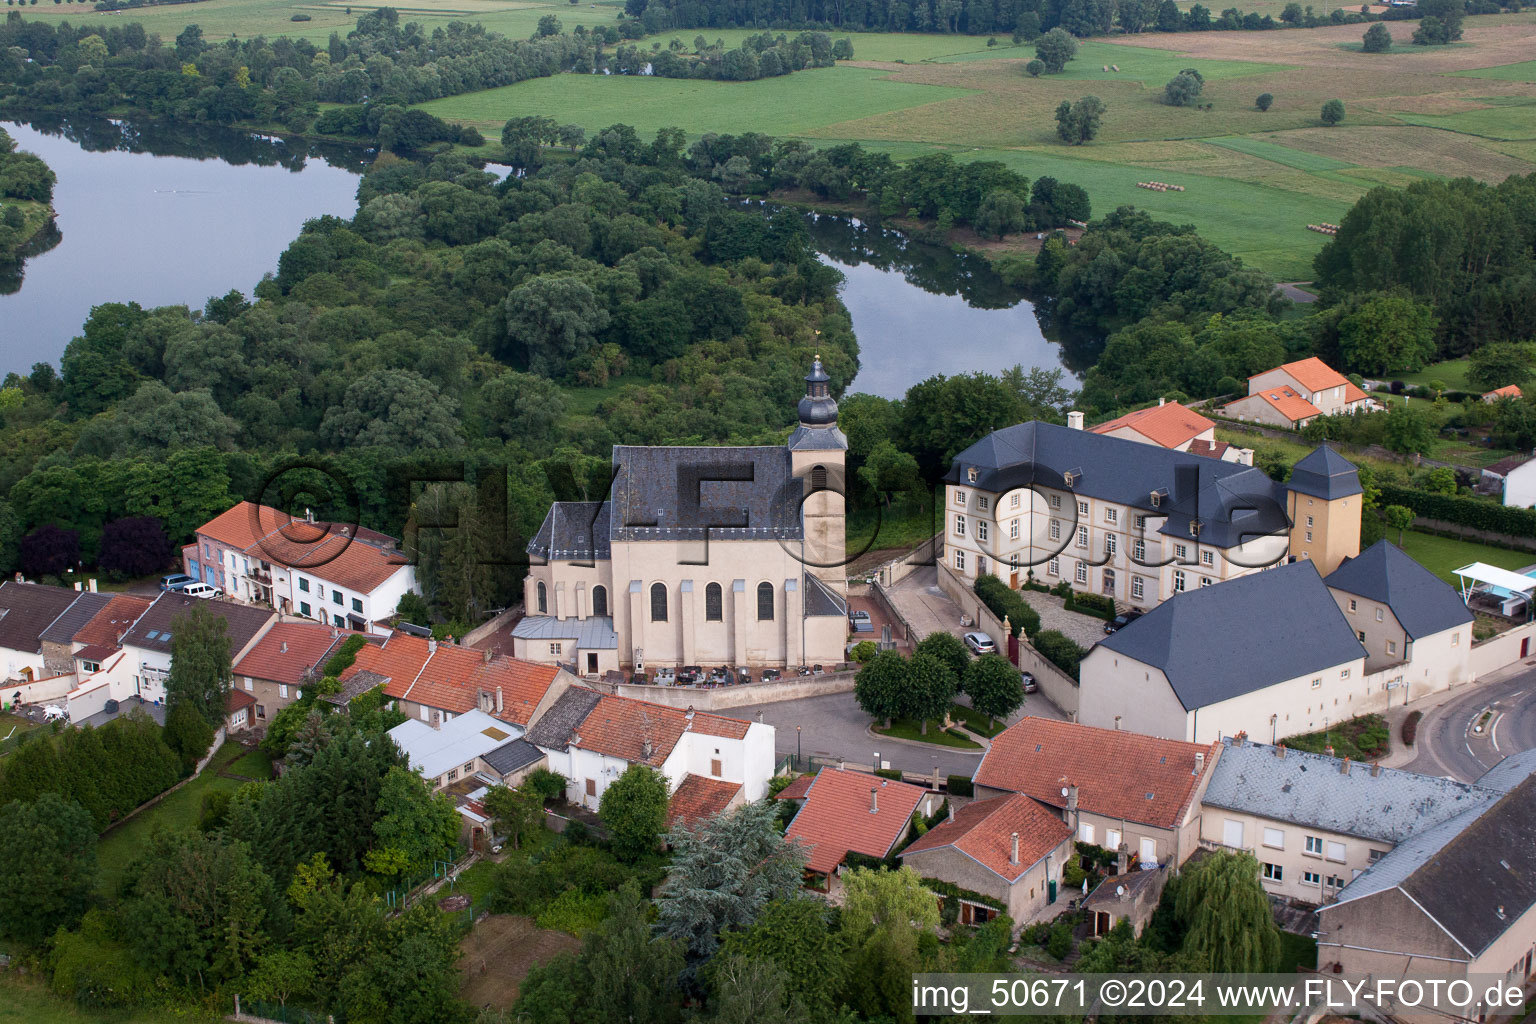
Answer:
(512, 359, 851, 678)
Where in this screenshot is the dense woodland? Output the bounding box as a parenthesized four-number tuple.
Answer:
(0, 124, 55, 278)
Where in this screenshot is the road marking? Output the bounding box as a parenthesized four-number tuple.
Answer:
(1491, 711, 1504, 753)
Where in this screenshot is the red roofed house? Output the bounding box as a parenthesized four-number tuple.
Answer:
(527, 690, 776, 815)
(901, 793, 1075, 925)
(227, 688, 257, 733)
(1222, 357, 1376, 430)
(783, 766, 935, 890)
(363, 636, 575, 738)
(666, 773, 746, 829)
(1079, 401, 1252, 465)
(232, 620, 348, 727)
(973, 718, 1221, 872)
(184, 501, 418, 636)
(1483, 385, 1522, 403)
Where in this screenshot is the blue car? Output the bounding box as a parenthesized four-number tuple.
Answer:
(161, 573, 196, 592)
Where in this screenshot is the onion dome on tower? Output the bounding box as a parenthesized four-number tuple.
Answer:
(788, 355, 848, 452)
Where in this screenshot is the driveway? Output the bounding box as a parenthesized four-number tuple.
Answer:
(1017, 590, 1107, 649)
(884, 565, 967, 642)
(1388, 662, 1536, 782)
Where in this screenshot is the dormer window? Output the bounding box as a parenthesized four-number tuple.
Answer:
(1063, 469, 1080, 487)
(967, 466, 979, 483)
(1150, 488, 1167, 508)
(1189, 519, 1203, 537)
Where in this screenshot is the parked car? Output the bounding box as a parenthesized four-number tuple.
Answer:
(1020, 671, 1038, 693)
(1103, 610, 1145, 634)
(161, 573, 196, 592)
(962, 631, 997, 655)
(182, 582, 223, 599)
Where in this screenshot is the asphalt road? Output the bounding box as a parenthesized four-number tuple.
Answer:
(1399, 662, 1536, 782)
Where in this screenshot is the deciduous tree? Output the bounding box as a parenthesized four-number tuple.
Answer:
(166, 605, 233, 728)
(1173, 851, 1281, 972)
(0, 793, 97, 947)
(854, 650, 908, 727)
(964, 654, 1025, 727)
(598, 764, 669, 861)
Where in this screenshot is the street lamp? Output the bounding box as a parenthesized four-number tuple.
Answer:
(796, 725, 802, 769)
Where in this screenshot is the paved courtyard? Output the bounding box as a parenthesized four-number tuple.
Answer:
(1016, 590, 1107, 649)
(884, 565, 970, 642)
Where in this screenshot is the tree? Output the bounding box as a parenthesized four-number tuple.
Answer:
(0, 793, 97, 947)
(166, 604, 233, 728)
(1361, 22, 1392, 52)
(1163, 71, 1203, 107)
(856, 441, 922, 506)
(656, 801, 808, 958)
(1256, 92, 1273, 111)
(840, 866, 940, 1021)
(502, 275, 610, 377)
(974, 189, 1028, 240)
(96, 516, 173, 578)
(1337, 295, 1437, 374)
(537, 13, 563, 34)
(583, 880, 685, 1024)
(1025, 58, 1045, 77)
(1055, 96, 1106, 145)
(1320, 99, 1346, 126)
(1412, 0, 1463, 42)
(914, 631, 970, 681)
(395, 590, 432, 626)
(718, 899, 846, 1020)
(19, 523, 78, 577)
(319, 368, 461, 451)
(1384, 504, 1415, 545)
(1383, 403, 1434, 455)
(704, 955, 808, 1024)
(1034, 28, 1077, 73)
(854, 651, 908, 727)
(479, 370, 566, 444)
(164, 699, 215, 774)
(1174, 851, 1281, 972)
(482, 782, 546, 850)
(247, 949, 315, 1008)
(963, 654, 1024, 727)
(1280, 1, 1302, 21)
(599, 764, 669, 861)
(365, 766, 461, 880)
(1468, 342, 1536, 393)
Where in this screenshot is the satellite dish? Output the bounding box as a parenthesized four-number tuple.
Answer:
(1116, 885, 1125, 896)
(1061, 786, 1069, 797)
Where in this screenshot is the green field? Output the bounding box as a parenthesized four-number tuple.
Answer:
(95, 741, 247, 897)
(1395, 358, 1475, 391)
(1452, 60, 1536, 82)
(0, 977, 221, 1024)
(1396, 530, 1533, 585)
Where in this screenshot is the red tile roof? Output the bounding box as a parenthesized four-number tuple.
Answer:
(1186, 439, 1233, 461)
(901, 793, 1072, 882)
(227, 688, 256, 713)
(775, 773, 816, 801)
(344, 631, 434, 689)
(666, 774, 743, 828)
(1248, 385, 1321, 423)
(1485, 384, 1523, 400)
(196, 501, 409, 595)
(785, 768, 927, 874)
(234, 622, 344, 685)
(1271, 357, 1349, 394)
(73, 643, 121, 664)
(387, 644, 563, 729)
(973, 718, 1219, 830)
(570, 695, 751, 765)
(1090, 403, 1214, 450)
(1344, 381, 1371, 404)
(71, 594, 151, 649)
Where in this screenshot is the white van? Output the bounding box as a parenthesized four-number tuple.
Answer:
(182, 583, 223, 600)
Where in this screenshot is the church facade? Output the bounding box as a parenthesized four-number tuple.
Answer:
(512, 359, 850, 678)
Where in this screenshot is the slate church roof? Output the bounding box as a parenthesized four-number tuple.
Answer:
(609, 445, 801, 543)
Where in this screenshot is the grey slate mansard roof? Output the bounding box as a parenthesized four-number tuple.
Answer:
(38, 591, 114, 645)
(610, 445, 801, 543)
(1095, 561, 1368, 710)
(1324, 539, 1473, 640)
(1476, 747, 1536, 794)
(527, 501, 611, 562)
(1324, 774, 1536, 959)
(523, 685, 603, 750)
(1286, 444, 1363, 501)
(0, 582, 92, 654)
(1202, 737, 1498, 844)
(511, 615, 619, 650)
(483, 737, 544, 775)
(944, 421, 1293, 550)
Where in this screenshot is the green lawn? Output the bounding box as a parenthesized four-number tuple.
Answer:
(1451, 60, 1536, 82)
(847, 496, 940, 556)
(95, 742, 248, 897)
(0, 976, 221, 1024)
(451, 857, 499, 908)
(949, 702, 1005, 738)
(1395, 529, 1533, 585)
(874, 716, 983, 748)
(1394, 358, 1475, 392)
(225, 746, 273, 780)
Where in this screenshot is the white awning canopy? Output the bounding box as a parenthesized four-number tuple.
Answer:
(1453, 562, 1536, 601)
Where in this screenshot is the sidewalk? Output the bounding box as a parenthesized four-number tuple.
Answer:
(1374, 663, 1525, 770)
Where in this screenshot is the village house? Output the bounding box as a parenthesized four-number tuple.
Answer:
(387, 709, 537, 791)
(1480, 452, 1536, 508)
(972, 717, 1221, 871)
(184, 501, 418, 635)
(1084, 401, 1251, 464)
(514, 359, 849, 677)
(524, 687, 775, 813)
(0, 581, 108, 703)
(1200, 735, 1499, 904)
(939, 421, 1360, 611)
(231, 621, 348, 727)
(1316, 753, 1536, 990)
(1082, 547, 1475, 744)
(1221, 357, 1376, 429)
(783, 766, 933, 892)
(899, 792, 1075, 925)
(1483, 384, 1522, 403)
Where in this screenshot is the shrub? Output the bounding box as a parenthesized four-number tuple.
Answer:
(1062, 860, 1088, 888)
(1046, 922, 1072, 959)
(947, 774, 974, 797)
(1033, 629, 1087, 680)
(974, 573, 1041, 637)
(1361, 22, 1391, 50)
(1402, 710, 1423, 746)
(1321, 98, 1346, 125)
(1378, 483, 1536, 538)
(1256, 92, 1273, 111)
(875, 767, 903, 780)
(1025, 58, 1045, 76)
(322, 633, 368, 677)
(290, 12, 311, 19)
(848, 640, 878, 663)
(1065, 591, 1116, 620)
(534, 888, 608, 936)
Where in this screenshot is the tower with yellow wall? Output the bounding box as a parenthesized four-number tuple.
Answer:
(1285, 445, 1362, 576)
(787, 357, 848, 594)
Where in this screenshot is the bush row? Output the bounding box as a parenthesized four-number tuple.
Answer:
(974, 573, 1041, 637)
(1378, 483, 1536, 539)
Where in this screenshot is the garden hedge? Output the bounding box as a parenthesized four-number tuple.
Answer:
(1378, 483, 1536, 538)
(1401, 710, 1423, 747)
(946, 774, 974, 797)
(974, 573, 1041, 637)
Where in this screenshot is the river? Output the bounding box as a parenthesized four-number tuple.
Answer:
(0, 117, 1076, 398)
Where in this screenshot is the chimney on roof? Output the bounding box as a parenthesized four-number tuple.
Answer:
(1276, 744, 1286, 759)
(948, 802, 955, 824)
(280, 641, 288, 654)
(1010, 832, 1020, 866)
(1067, 410, 1085, 431)
(1159, 397, 1166, 407)
(1117, 842, 1129, 875)
(642, 738, 654, 760)
(870, 787, 878, 814)
(1371, 763, 1381, 777)
(1194, 752, 1205, 775)
(73, 582, 81, 591)
(88, 579, 97, 593)
(1340, 757, 1350, 775)
(484, 648, 492, 663)
(496, 687, 503, 713)
(837, 758, 845, 771)
(1325, 745, 1335, 758)
(428, 639, 437, 655)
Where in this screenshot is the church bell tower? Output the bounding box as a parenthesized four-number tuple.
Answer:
(788, 356, 848, 593)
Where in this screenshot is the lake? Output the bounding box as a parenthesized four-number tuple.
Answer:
(0, 118, 1074, 397)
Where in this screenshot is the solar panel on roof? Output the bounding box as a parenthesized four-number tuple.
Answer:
(146, 630, 160, 640)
